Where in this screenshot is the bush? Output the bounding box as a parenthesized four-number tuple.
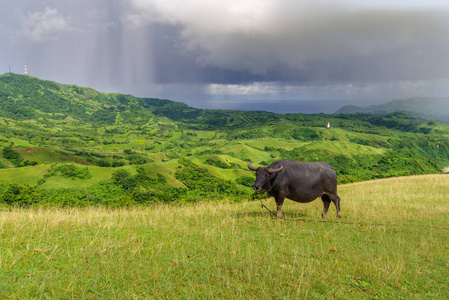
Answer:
(291, 128, 322, 141)
(112, 169, 137, 190)
(204, 159, 230, 169)
(1, 184, 41, 206)
(3, 146, 23, 167)
(175, 159, 250, 198)
(96, 159, 112, 167)
(45, 164, 92, 180)
(235, 176, 254, 187)
(127, 155, 149, 165)
(112, 161, 126, 167)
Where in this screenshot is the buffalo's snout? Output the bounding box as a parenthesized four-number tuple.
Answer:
(252, 183, 262, 192)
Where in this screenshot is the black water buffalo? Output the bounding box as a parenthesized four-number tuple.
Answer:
(248, 159, 341, 219)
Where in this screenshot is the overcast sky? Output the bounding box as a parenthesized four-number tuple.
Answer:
(1, 0, 449, 113)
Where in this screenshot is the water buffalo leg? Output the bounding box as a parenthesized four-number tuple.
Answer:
(321, 194, 331, 219)
(274, 195, 285, 219)
(331, 194, 342, 218)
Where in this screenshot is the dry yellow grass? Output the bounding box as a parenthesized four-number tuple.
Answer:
(338, 174, 449, 224)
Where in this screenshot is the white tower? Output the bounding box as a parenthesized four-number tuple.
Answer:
(24, 64, 28, 75)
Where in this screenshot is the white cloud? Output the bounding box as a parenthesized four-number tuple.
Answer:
(205, 77, 449, 101)
(207, 82, 281, 95)
(22, 7, 70, 42)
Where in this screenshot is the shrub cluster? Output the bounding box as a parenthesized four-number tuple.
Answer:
(37, 164, 92, 185)
(175, 159, 250, 200)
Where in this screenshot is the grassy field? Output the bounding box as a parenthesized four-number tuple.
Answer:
(1, 175, 448, 299)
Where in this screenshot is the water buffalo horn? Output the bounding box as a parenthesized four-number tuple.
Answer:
(247, 162, 258, 171)
(268, 165, 284, 173)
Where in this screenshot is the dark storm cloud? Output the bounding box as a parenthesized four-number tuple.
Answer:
(1, 0, 449, 112)
(139, 5, 449, 84)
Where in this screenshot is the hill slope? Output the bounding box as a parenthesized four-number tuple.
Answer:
(1, 73, 449, 206)
(335, 97, 449, 124)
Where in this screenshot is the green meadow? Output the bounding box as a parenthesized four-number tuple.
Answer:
(1, 175, 448, 299)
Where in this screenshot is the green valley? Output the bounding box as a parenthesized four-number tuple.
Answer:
(1, 72, 448, 206)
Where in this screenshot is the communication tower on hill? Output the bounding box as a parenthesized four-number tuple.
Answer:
(24, 64, 28, 75)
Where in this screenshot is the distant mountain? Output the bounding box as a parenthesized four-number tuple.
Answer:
(335, 97, 449, 124)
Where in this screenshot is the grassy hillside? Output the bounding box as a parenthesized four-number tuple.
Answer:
(1, 73, 449, 206)
(1, 175, 448, 298)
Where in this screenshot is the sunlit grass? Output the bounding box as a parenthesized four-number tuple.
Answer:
(0, 165, 50, 185)
(1, 175, 448, 299)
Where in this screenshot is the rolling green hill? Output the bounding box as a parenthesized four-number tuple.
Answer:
(1, 72, 449, 206)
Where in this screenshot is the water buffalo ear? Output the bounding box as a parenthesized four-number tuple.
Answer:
(248, 162, 258, 171)
(268, 165, 284, 174)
